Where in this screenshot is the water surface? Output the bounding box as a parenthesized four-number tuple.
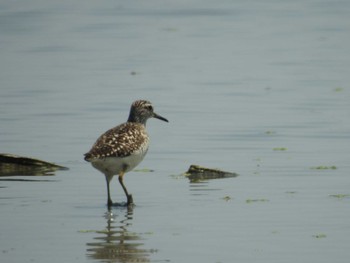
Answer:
(1, 0, 350, 262)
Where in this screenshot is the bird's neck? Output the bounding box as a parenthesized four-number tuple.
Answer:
(127, 112, 147, 125)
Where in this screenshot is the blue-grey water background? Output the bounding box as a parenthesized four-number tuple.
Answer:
(1, 0, 350, 262)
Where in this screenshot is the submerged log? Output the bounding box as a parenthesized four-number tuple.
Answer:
(0, 153, 68, 176)
(184, 164, 238, 182)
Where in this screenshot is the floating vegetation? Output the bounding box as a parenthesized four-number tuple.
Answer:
(273, 147, 287, 151)
(169, 174, 186, 180)
(142, 232, 154, 236)
(183, 164, 238, 183)
(329, 194, 350, 199)
(222, 196, 232, 201)
(78, 229, 99, 234)
(313, 233, 327, 239)
(265, 130, 276, 135)
(334, 87, 344, 92)
(0, 153, 68, 176)
(310, 166, 337, 170)
(245, 198, 269, 204)
(134, 168, 154, 173)
(0, 178, 57, 182)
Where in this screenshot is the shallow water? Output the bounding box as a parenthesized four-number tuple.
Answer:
(1, 0, 350, 262)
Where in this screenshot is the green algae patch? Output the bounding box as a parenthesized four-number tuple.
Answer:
(246, 198, 269, 204)
(329, 194, 350, 199)
(222, 196, 232, 201)
(334, 87, 344, 92)
(313, 233, 327, 239)
(273, 147, 287, 151)
(78, 230, 99, 234)
(134, 168, 154, 173)
(310, 166, 337, 170)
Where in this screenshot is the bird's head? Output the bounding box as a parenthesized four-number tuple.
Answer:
(128, 100, 168, 125)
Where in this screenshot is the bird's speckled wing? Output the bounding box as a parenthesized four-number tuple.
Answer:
(84, 122, 149, 161)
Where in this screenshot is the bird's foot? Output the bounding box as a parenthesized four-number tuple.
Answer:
(107, 195, 134, 208)
(127, 194, 134, 207)
(108, 202, 129, 208)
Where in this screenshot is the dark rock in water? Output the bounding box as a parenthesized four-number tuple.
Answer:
(0, 153, 68, 176)
(184, 164, 238, 182)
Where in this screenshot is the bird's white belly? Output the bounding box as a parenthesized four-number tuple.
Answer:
(91, 150, 148, 178)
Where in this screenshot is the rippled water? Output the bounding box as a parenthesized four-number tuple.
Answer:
(1, 0, 350, 262)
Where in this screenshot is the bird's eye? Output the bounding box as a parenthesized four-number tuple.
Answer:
(147, 105, 153, 111)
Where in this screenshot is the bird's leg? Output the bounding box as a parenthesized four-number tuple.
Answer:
(118, 172, 134, 206)
(105, 176, 113, 207)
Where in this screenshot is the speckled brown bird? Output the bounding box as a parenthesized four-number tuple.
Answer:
(84, 100, 168, 207)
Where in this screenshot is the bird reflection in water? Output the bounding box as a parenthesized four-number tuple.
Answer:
(86, 207, 157, 262)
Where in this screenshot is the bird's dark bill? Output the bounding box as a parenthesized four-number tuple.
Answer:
(153, 113, 168, 122)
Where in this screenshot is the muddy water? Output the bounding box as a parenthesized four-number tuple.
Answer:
(1, 0, 350, 262)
